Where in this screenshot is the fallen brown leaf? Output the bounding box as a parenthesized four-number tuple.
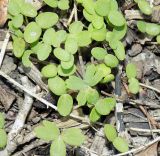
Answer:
(0, 0, 8, 27)
(135, 142, 158, 156)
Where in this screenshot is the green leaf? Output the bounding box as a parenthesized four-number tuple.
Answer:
(108, 10, 125, 27)
(62, 128, 85, 146)
(43, 28, 56, 45)
(91, 47, 107, 60)
(137, 21, 146, 33)
(24, 22, 42, 43)
(43, 0, 58, 8)
(8, 0, 21, 16)
(57, 94, 73, 116)
(113, 137, 129, 153)
(113, 41, 126, 61)
(104, 97, 116, 111)
(76, 89, 87, 106)
(61, 55, 74, 69)
(36, 12, 59, 29)
(0, 129, 7, 148)
(89, 107, 101, 122)
(83, 9, 93, 22)
(36, 43, 52, 61)
(92, 15, 104, 29)
(65, 38, 78, 54)
(96, 64, 111, 77)
(126, 63, 137, 79)
(156, 35, 160, 44)
(20, 1, 37, 17)
(58, 65, 76, 77)
(88, 24, 107, 41)
(100, 74, 114, 84)
(113, 24, 127, 40)
(84, 64, 96, 85)
(50, 137, 66, 156)
(34, 120, 60, 141)
(66, 76, 87, 91)
(95, 99, 111, 115)
(48, 76, 67, 95)
(69, 21, 83, 34)
(128, 78, 140, 94)
(13, 37, 25, 58)
(82, 0, 95, 15)
(0, 113, 5, 129)
(104, 124, 117, 142)
(86, 88, 99, 104)
(145, 23, 160, 36)
(12, 14, 23, 28)
(54, 48, 71, 61)
(41, 64, 57, 78)
(138, 0, 152, 15)
(22, 50, 33, 67)
(58, 0, 69, 10)
(110, 0, 118, 11)
(77, 31, 92, 47)
(104, 54, 119, 68)
(95, 0, 111, 16)
(52, 30, 67, 47)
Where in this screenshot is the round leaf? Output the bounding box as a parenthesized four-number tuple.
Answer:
(12, 14, 23, 28)
(36, 12, 59, 29)
(36, 43, 52, 61)
(113, 137, 129, 153)
(65, 38, 78, 54)
(69, 21, 83, 34)
(76, 89, 87, 106)
(57, 94, 73, 116)
(146, 23, 160, 36)
(92, 15, 104, 29)
(95, 0, 111, 16)
(86, 88, 99, 104)
(108, 10, 125, 27)
(58, 0, 69, 10)
(95, 99, 111, 115)
(54, 48, 71, 61)
(138, 0, 152, 15)
(43, 28, 56, 45)
(41, 64, 57, 78)
(100, 74, 114, 84)
(91, 47, 107, 60)
(156, 35, 160, 44)
(104, 54, 119, 68)
(43, 0, 58, 8)
(13, 37, 25, 58)
(89, 107, 101, 122)
(48, 76, 66, 95)
(8, 0, 21, 16)
(24, 22, 42, 43)
(58, 65, 76, 77)
(20, 2, 37, 17)
(126, 63, 137, 79)
(137, 21, 146, 33)
(82, 0, 95, 14)
(104, 124, 117, 142)
(128, 78, 140, 94)
(52, 30, 67, 47)
(62, 128, 85, 146)
(83, 9, 93, 22)
(61, 55, 74, 69)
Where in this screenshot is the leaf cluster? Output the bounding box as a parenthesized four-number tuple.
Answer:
(34, 120, 85, 156)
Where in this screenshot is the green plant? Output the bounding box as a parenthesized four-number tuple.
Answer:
(126, 63, 140, 94)
(104, 124, 129, 153)
(8, 0, 131, 154)
(34, 120, 85, 156)
(0, 113, 7, 149)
